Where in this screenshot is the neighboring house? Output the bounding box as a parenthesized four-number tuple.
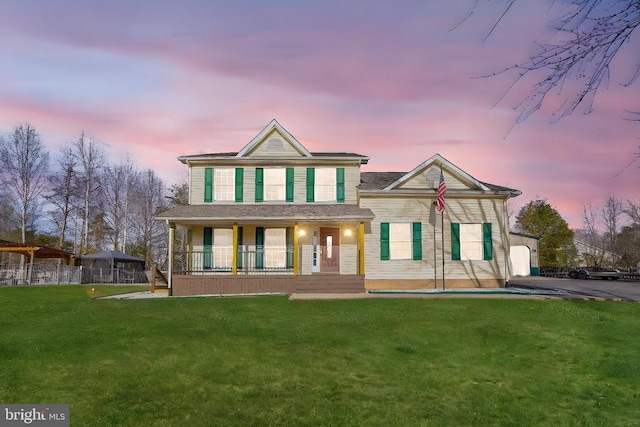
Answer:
(573, 239, 621, 267)
(156, 120, 521, 296)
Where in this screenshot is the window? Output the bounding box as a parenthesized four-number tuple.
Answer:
(390, 223, 411, 260)
(264, 168, 285, 201)
(451, 223, 493, 261)
(203, 227, 233, 269)
(264, 228, 286, 268)
(306, 168, 345, 203)
(380, 222, 422, 260)
(460, 224, 483, 260)
(256, 168, 294, 202)
(213, 228, 233, 268)
(315, 168, 336, 202)
(214, 168, 235, 201)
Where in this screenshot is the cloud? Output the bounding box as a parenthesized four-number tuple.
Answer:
(0, 0, 637, 231)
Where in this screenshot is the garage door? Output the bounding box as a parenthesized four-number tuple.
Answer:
(510, 246, 531, 276)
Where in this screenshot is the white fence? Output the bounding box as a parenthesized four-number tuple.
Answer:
(0, 263, 150, 285)
(0, 264, 82, 285)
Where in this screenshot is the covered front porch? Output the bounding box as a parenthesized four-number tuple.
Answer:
(157, 204, 374, 296)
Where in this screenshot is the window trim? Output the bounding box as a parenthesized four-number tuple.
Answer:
(380, 222, 422, 261)
(451, 222, 493, 261)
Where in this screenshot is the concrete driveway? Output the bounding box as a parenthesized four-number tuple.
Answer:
(508, 276, 640, 301)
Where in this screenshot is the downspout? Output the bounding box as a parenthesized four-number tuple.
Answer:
(504, 198, 510, 287)
(359, 222, 365, 275)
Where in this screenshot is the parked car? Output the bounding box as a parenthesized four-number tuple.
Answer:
(568, 266, 620, 280)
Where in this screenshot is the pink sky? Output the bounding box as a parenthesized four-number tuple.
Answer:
(0, 1, 637, 229)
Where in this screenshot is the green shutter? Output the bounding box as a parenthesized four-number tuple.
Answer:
(451, 223, 461, 261)
(203, 227, 213, 269)
(286, 168, 294, 202)
(255, 168, 264, 202)
(483, 223, 493, 261)
(235, 168, 243, 203)
(237, 226, 243, 269)
(380, 222, 390, 260)
(306, 168, 315, 202)
(255, 227, 264, 269)
(204, 168, 213, 203)
(336, 168, 345, 203)
(412, 222, 422, 260)
(286, 227, 294, 268)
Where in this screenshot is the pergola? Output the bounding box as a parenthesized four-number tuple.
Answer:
(0, 239, 75, 265)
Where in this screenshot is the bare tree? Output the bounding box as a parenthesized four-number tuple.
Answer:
(0, 124, 50, 243)
(579, 204, 606, 266)
(625, 199, 640, 225)
(129, 169, 168, 266)
(73, 133, 104, 255)
(601, 195, 624, 248)
(46, 145, 78, 250)
(102, 157, 137, 252)
(468, 1, 640, 123)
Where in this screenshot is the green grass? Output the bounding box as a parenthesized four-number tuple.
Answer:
(2, 286, 640, 426)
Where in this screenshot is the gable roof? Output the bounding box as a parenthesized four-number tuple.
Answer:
(360, 154, 520, 197)
(383, 154, 490, 191)
(178, 120, 369, 164)
(236, 119, 312, 158)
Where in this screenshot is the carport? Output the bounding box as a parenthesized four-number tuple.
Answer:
(0, 239, 75, 284)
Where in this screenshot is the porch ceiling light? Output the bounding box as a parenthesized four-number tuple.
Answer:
(344, 229, 352, 237)
(299, 229, 306, 237)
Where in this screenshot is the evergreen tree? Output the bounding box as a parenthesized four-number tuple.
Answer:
(515, 199, 574, 267)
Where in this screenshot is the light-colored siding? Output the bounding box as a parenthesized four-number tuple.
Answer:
(192, 227, 204, 251)
(344, 166, 359, 204)
(189, 165, 360, 205)
(245, 131, 305, 157)
(361, 195, 510, 287)
(300, 245, 313, 275)
(340, 244, 358, 274)
(245, 167, 256, 203)
(398, 167, 473, 191)
(191, 166, 206, 205)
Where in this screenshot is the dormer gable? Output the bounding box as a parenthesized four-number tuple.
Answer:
(236, 119, 312, 158)
(383, 154, 491, 192)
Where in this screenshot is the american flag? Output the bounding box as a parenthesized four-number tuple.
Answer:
(436, 169, 446, 213)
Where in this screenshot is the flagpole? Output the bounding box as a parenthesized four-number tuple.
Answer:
(438, 165, 446, 291)
(433, 210, 437, 288)
(441, 204, 445, 290)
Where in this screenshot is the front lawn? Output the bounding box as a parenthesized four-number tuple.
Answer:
(1, 286, 639, 426)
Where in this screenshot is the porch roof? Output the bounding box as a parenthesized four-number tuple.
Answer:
(157, 204, 375, 223)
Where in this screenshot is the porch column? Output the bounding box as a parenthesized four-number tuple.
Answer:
(293, 223, 299, 275)
(232, 223, 238, 275)
(186, 228, 193, 272)
(167, 222, 175, 295)
(359, 222, 365, 275)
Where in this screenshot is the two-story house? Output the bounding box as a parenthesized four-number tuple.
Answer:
(156, 119, 521, 296)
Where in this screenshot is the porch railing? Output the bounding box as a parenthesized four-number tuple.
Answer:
(174, 246, 295, 275)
